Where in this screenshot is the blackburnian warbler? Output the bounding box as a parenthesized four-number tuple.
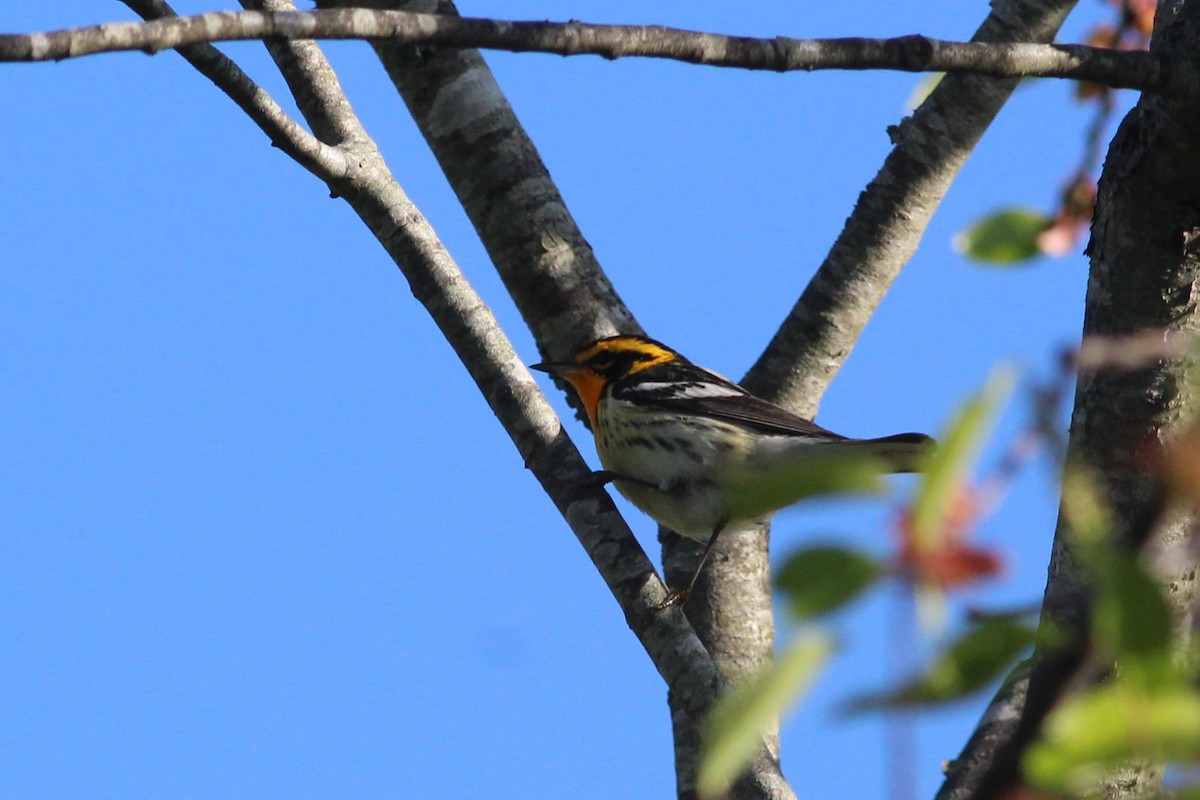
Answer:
(533, 335, 932, 606)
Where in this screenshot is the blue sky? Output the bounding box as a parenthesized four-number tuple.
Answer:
(1, 2, 1121, 798)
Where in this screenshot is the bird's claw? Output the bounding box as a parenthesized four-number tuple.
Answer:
(586, 470, 659, 490)
(656, 588, 689, 610)
(586, 470, 621, 488)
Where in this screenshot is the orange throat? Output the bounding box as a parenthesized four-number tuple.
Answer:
(562, 368, 606, 428)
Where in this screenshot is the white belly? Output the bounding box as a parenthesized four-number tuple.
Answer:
(592, 398, 757, 538)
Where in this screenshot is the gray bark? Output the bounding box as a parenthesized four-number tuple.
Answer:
(940, 2, 1200, 797)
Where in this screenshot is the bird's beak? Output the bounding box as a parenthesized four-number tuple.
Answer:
(530, 359, 601, 426)
(530, 361, 576, 376)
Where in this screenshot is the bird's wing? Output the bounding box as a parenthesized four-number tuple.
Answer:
(616, 371, 846, 440)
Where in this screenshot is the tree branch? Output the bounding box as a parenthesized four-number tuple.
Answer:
(315, 3, 777, 796)
(120, 0, 346, 178)
(935, 662, 1031, 800)
(311, 0, 641, 364)
(743, 0, 1078, 414)
(951, 0, 1200, 795)
(735, 0, 1077, 794)
(2, 10, 1195, 97)
(117, 0, 793, 795)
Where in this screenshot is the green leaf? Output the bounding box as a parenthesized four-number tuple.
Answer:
(846, 618, 1036, 710)
(698, 635, 833, 798)
(1024, 683, 1200, 795)
(1059, 465, 1113, 545)
(908, 75, 1035, 112)
(910, 366, 1015, 550)
(905, 72, 944, 110)
(953, 207, 1052, 264)
(725, 449, 889, 524)
(774, 545, 883, 618)
(1092, 554, 1174, 685)
(1061, 470, 1173, 684)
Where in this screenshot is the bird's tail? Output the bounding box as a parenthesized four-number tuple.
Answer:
(845, 432, 934, 474)
(747, 431, 934, 474)
(728, 432, 935, 523)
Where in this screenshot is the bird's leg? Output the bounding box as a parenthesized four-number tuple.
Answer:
(657, 518, 727, 610)
(586, 471, 722, 609)
(587, 470, 659, 490)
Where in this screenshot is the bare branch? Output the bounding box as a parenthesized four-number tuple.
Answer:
(1, 9, 1194, 96)
(811, 4, 1080, 795)
(310, 0, 640, 362)
(732, 0, 1079, 793)
(237, 0, 368, 145)
(952, 2, 1200, 795)
(120, 0, 345, 178)
(936, 663, 1031, 800)
(321, 2, 777, 794)
(114, 0, 792, 794)
(743, 0, 1076, 414)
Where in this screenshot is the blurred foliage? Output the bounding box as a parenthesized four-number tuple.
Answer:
(1020, 466, 1200, 795)
(725, 449, 890, 523)
(953, 208, 1051, 264)
(702, 4, 1186, 785)
(774, 545, 883, 618)
(701, 350, 1200, 797)
(698, 635, 833, 798)
(846, 617, 1038, 710)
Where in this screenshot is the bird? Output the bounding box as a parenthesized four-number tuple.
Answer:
(532, 334, 933, 607)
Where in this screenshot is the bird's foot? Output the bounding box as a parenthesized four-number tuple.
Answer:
(587, 470, 659, 490)
(656, 587, 690, 610)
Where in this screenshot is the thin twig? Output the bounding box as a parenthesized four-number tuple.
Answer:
(0, 10, 1194, 97)
(120, 0, 345, 178)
